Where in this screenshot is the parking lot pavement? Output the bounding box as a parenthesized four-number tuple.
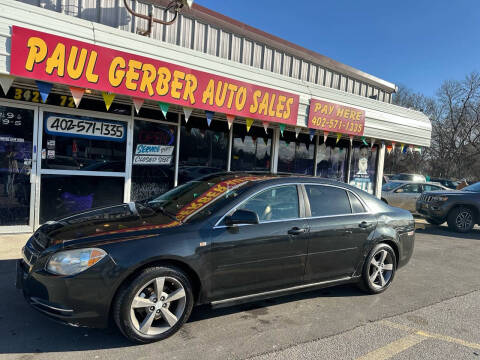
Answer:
(0, 226, 479, 360)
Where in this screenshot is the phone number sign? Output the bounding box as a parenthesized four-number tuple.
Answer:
(308, 99, 365, 136)
(45, 116, 126, 141)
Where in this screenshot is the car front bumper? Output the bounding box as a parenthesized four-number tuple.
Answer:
(416, 200, 449, 220)
(16, 255, 118, 328)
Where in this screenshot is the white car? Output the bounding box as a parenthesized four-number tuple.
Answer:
(381, 181, 448, 212)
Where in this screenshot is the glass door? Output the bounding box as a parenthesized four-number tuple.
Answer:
(0, 102, 38, 233)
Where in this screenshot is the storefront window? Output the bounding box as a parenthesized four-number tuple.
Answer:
(41, 112, 127, 172)
(316, 142, 348, 182)
(349, 145, 378, 194)
(0, 106, 34, 226)
(179, 117, 229, 184)
(131, 120, 176, 202)
(278, 132, 315, 175)
(39, 175, 124, 223)
(231, 124, 272, 172)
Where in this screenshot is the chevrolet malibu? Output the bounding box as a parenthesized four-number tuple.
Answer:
(17, 173, 415, 343)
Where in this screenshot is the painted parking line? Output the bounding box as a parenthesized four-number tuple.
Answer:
(381, 320, 480, 351)
(355, 333, 427, 360)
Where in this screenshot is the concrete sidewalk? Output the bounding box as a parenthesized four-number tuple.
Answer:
(0, 234, 30, 260)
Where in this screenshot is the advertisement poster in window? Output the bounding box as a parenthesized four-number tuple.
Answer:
(349, 146, 377, 194)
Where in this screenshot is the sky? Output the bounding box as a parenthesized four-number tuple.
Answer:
(195, 0, 480, 98)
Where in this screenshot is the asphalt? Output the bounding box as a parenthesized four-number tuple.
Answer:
(0, 225, 479, 360)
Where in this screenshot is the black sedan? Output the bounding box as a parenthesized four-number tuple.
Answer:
(17, 173, 415, 343)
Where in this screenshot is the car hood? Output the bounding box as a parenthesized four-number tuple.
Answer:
(36, 202, 183, 247)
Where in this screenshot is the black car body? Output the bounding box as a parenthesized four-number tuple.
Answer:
(416, 181, 480, 232)
(17, 173, 415, 343)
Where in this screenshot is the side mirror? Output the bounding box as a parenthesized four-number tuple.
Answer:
(224, 209, 259, 226)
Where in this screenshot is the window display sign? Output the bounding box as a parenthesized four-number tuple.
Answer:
(133, 155, 172, 165)
(11, 26, 300, 125)
(45, 115, 126, 142)
(308, 99, 365, 136)
(135, 144, 174, 156)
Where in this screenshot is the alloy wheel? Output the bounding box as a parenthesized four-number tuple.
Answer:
(129, 276, 186, 335)
(455, 210, 473, 231)
(368, 249, 394, 290)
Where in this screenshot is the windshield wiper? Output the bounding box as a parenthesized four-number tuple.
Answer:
(157, 206, 183, 224)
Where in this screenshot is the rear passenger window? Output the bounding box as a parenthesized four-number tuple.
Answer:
(305, 185, 352, 217)
(348, 192, 366, 213)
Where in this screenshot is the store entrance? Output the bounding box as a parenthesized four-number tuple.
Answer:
(0, 103, 38, 233)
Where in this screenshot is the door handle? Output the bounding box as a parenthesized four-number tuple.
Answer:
(359, 221, 370, 229)
(288, 227, 307, 235)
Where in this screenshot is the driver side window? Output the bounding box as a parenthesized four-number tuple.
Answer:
(239, 185, 299, 222)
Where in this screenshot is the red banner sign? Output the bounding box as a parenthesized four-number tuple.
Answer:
(308, 99, 365, 136)
(10, 26, 299, 125)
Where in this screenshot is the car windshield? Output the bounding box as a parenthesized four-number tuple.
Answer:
(146, 175, 267, 223)
(382, 182, 402, 191)
(462, 182, 480, 192)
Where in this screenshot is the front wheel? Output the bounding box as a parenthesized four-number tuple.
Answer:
(113, 266, 194, 343)
(359, 243, 397, 294)
(447, 207, 475, 233)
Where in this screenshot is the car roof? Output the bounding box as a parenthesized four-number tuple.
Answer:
(384, 180, 446, 187)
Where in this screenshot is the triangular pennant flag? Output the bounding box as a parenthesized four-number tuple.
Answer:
(400, 143, 405, 153)
(262, 121, 269, 134)
(391, 142, 396, 151)
(132, 97, 144, 114)
(309, 128, 315, 142)
(102, 92, 115, 111)
(279, 124, 286, 137)
(323, 131, 329, 143)
(246, 118, 254, 133)
(183, 107, 193, 123)
(69, 87, 85, 108)
(361, 136, 368, 146)
(349, 135, 353, 146)
(158, 102, 169, 119)
(295, 127, 301, 138)
(386, 145, 393, 154)
(0, 75, 14, 95)
(336, 133, 342, 144)
(35, 80, 52, 103)
(370, 138, 376, 148)
(205, 110, 214, 127)
(414, 146, 422, 154)
(226, 115, 235, 130)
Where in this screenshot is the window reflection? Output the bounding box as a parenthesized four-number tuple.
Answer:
(131, 120, 176, 202)
(41, 112, 127, 172)
(231, 124, 272, 172)
(179, 117, 229, 184)
(278, 132, 315, 175)
(316, 142, 348, 182)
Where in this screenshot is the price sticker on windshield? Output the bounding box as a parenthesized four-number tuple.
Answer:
(45, 116, 126, 142)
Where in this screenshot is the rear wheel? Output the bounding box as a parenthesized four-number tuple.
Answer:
(425, 217, 444, 225)
(113, 266, 194, 343)
(359, 243, 397, 294)
(447, 207, 475, 233)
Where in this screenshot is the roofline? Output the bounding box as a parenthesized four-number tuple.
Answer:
(149, 0, 397, 93)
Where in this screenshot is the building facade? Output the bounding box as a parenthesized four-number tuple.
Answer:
(0, 0, 431, 233)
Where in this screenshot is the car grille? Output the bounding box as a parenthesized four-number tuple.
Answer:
(22, 231, 48, 267)
(420, 194, 434, 202)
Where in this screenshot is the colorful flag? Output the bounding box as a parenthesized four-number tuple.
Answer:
(102, 92, 115, 111)
(205, 110, 214, 127)
(133, 98, 144, 114)
(69, 87, 85, 107)
(246, 118, 254, 132)
(35, 80, 52, 103)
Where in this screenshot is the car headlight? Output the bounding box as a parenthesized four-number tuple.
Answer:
(46, 248, 107, 276)
(432, 195, 448, 202)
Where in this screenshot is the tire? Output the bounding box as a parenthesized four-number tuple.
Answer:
(425, 217, 444, 225)
(359, 243, 397, 294)
(447, 207, 475, 233)
(113, 266, 194, 344)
